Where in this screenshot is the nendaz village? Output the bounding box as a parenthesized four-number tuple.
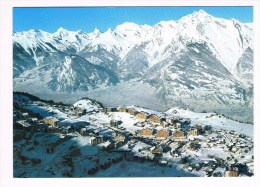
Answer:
(13, 92, 253, 177)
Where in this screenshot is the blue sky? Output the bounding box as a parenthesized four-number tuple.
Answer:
(13, 7, 253, 33)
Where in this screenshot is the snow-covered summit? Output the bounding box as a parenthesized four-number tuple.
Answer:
(13, 10, 253, 119)
(13, 10, 253, 72)
(92, 27, 101, 36)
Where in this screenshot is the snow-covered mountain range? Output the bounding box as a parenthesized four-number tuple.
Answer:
(13, 10, 253, 120)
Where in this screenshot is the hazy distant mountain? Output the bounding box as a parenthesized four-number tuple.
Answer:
(14, 55, 119, 92)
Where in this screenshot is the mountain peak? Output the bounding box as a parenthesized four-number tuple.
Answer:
(192, 9, 209, 16)
(56, 27, 68, 32)
(76, 29, 83, 34)
(196, 9, 207, 14)
(178, 9, 213, 24)
(15, 29, 49, 38)
(93, 27, 101, 35)
(184, 9, 212, 20)
(27, 29, 40, 33)
(107, 28, 113, 32)
(115, 22, 140, 31)
(54, 27, 70, 37)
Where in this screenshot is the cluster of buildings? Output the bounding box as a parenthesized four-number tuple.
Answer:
(101, 106, 253, 177)
(13, 93, 254, 177)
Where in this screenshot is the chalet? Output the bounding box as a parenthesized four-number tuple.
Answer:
(22, 113, 29, 117)
(48, 126, 60, 133)
(99, 140, 112, 150)
(136, 112, 149, 120)
(127, 108, 138, 116)
(93, 129, 101, 135)
(85, 126, 96, 134)
(15, 120, 32, 131)
(166, 117, 174, 124)
(151, 146, 163, 154)
(230, 146, 241, 154)
(189, 128, 198, 136)
(188, 167, 193, 172)
(43, 116, 59, 127)
(59, 126, 69, 134)
(99, 129, 114, 138)
(169, 142, 179, 152)
(172, 131, 185, 140)
(74, 107, 86, 116)
(156, 129, 169, 139)
(107, 141, 119, 150)
(90, 136, 103, 145)
(103, 107, 117, 113)
(112, 132, 117, 137)
(173, 122, 182, 129)
(110, 120, 123, 128)
(102, 140, 120, 149)
(115, 135, 125, 143)
(80, 128, 87, 136)
(118, 106, 127, 112)
(195, 123, 203, 130)
(160, 121, 169, 128)
(149, 114, 161, 123)
(140, 128, 153, 137)
(31, 118, 38, 122)
(225, 170, 239, 177)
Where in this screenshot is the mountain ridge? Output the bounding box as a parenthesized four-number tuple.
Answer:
(13, 10, 254, 121)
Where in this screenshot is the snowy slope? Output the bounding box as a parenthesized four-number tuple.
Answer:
(143, 41, 253, 112)
(166, 107, 253, 137)
(73, 98, 103, 111)
(13, 10, 253, 77)
(14, 55, 119, 93)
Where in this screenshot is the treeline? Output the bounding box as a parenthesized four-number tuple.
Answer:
(79, 97, 104, 108)
(13, 91, 70, 106)
(214, 112, 253, 125)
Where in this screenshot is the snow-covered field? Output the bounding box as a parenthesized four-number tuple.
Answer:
(166, 107, 253, 137)
(93, 161, 199, 177)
